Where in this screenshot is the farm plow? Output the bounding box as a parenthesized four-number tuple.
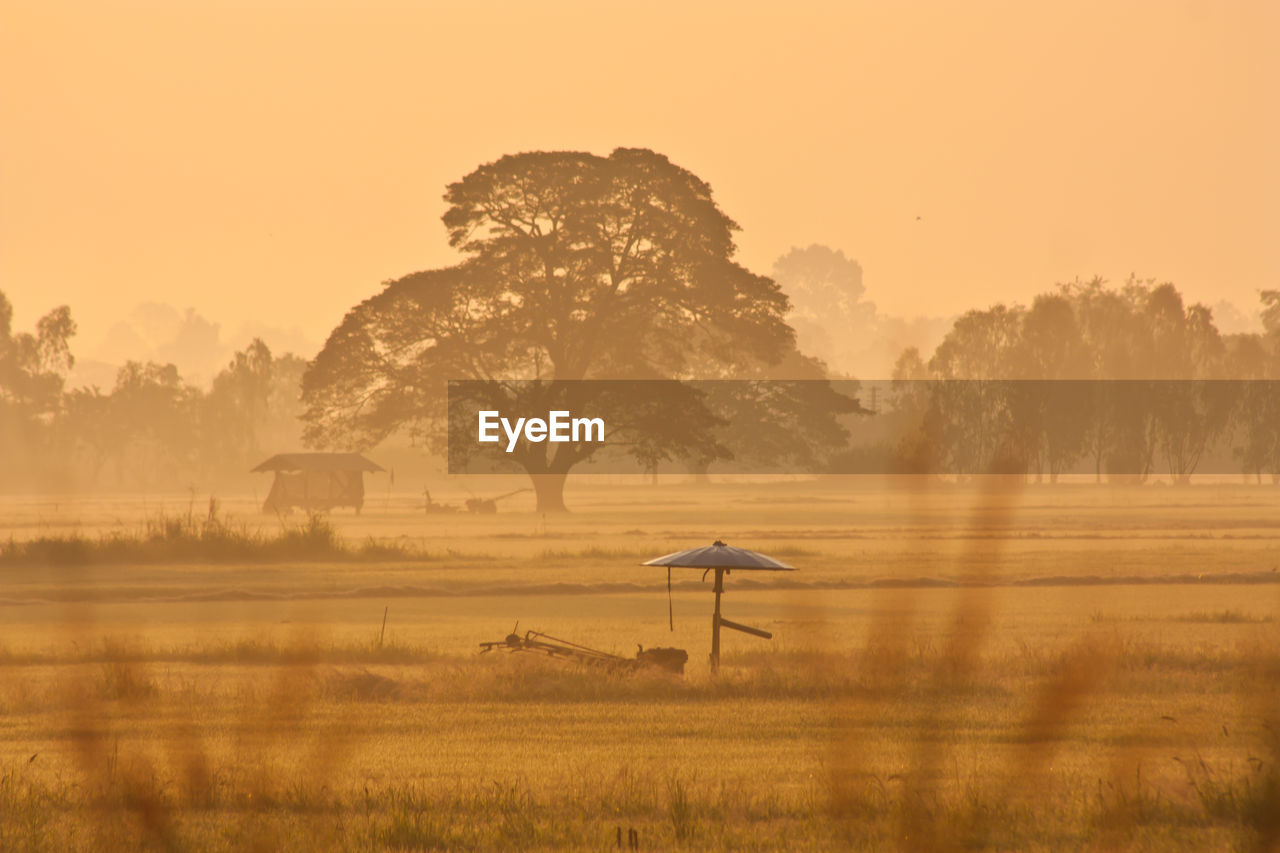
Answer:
(480, 625, 688, 675)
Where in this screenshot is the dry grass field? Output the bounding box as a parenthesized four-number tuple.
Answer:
(1, 479, 1278, 851)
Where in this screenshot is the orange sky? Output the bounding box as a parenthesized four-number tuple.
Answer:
(2, 0, 1277, 359)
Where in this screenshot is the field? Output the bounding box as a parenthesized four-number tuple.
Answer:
(1, 479, 1278, 851)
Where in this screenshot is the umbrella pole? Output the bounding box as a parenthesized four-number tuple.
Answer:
(710, 567, 724, 675)
(668, 567, 673, 631)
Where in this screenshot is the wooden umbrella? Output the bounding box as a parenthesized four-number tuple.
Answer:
(642, 540, 796, 674)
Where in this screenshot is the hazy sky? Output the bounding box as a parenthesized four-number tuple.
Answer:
(3, 0, 1277, 358)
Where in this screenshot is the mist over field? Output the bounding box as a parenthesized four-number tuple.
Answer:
(2, 1, 1278, 850)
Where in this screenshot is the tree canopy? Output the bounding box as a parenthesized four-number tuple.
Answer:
(0, 292, 77, 485)
(771, 244, 876, 374)
(301, 148, 802, 510)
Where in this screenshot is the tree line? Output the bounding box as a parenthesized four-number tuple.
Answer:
(870, 279, 1280, 482)
(1, 291, 305, 491)
(5, 147, 1278, 499)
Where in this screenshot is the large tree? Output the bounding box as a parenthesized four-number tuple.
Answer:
(301, 149, 795, 510)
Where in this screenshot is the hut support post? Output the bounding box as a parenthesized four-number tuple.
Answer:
(710, 567, 724, 675)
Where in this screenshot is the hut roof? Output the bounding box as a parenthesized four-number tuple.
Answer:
(642, 540, 795, 571)
(250, 452, 385, 473)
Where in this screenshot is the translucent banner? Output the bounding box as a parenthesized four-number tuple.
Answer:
(447, 379, 1280, 479)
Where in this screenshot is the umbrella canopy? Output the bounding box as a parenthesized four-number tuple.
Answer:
(642, 540, 796, 673)
(642, 540, 795, 571)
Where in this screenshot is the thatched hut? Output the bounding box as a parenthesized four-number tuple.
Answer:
(251, 452, 384, 514)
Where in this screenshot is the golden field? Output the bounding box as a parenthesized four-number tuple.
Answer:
(1, 479, 1278, 851)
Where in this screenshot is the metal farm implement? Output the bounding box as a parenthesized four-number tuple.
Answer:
(480, 626, 688, 675)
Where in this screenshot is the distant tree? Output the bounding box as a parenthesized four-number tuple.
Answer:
(1235, 379, 1280, 483)
(261, 353, 309, 451)
(154, 309, 224, 381)
(1152, 380, 1237, 484)
(1014, 294, 1089, 379)
(1133, 284, 1236, 482)
(60, 386, 114, 484)
(201, 338, 284, 471)
(926, 305, 1025, 476)
(1227, 297, 1280, 482)
(0, 292, 77, 487)
(891, 347, 928, 383)
(1081, 382, 1120, 483)
(101, 361, 198, 486)
(1010, 295, 1092, 480)
(302, 149, 795, 511)
(1261, 290, 1280, 337)
(928, 305, 1024, 380)
(0, 293, 76, 414)
(1257, 289, 1280, 401)
(685, 349, 866, 479)
(1066, 277, 1145, 379)
(52, 341, 309, 490)
(771, 245, 876, 375)
(1222, 334, 1271, 379)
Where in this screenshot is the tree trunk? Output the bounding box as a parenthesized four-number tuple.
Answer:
(530, 472, 569, 513)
